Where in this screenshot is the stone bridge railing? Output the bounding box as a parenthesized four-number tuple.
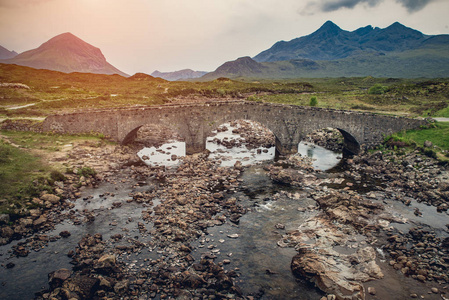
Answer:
(42, 100, 427, 155)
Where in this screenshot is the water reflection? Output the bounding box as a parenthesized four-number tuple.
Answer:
(137, 141, 185, 167)
(297, 141, 342, 171)
(205, 123, 275, 167)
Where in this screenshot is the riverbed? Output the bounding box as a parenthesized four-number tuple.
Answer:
(1, 123, 448, 300)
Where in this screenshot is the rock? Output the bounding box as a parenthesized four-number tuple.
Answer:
(275, 223, 286, 229)
(114, 280, 129, 294)
(1, 226, 14, 239)
(431, 287, 439, 293)
(424, 140, 433, 148)
(417, 275, 426, 282)
(59, 231, 71, 238)
(368, 286, 376, 295)
(234, 161, 243, 170)
(40, 194, 61, 204)
(0, 214, 10, 225)
(98, 254, 116, 265)
(33, 215, 48, 228)
(227, 234, 239, 239)
(48, 268, 71, 289)
(181, 271, 206, 288)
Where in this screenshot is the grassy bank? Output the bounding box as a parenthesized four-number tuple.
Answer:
(387, 122, 449, 161)
(0, 131, 108, 215)
(0, 139, 53, 214)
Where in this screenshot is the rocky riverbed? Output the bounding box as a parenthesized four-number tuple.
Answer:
(1, 120, 449, 300)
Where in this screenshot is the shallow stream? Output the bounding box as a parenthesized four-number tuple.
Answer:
(1, 123, 448, 299)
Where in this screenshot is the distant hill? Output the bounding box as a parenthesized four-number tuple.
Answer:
(0, 45, 17, 60)
(151, 69, 208, 81)
(203, 21, 449, 79)
(128, 72, 166, 83)
(0, 33, 128, 77)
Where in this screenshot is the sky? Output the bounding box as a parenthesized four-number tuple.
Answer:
(0, 0, 449, 75)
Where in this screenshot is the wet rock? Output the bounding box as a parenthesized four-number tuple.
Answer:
(59, 231, 71, 238)
(275, 223, 285, 229)
(13, 245, 29, 257)
(48, 268, 71, 289)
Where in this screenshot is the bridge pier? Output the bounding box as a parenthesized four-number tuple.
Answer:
(275, 138, 298, 156)
(185, 141, 206, 155)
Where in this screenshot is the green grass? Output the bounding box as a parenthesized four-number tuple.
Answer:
(0, 139, 52, 214)
(434, 106, 449, 117)
(397, 122, 449, 149)
(0, 131, 112, 214)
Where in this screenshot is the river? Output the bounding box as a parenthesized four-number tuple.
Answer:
(1, 122, 447, 299)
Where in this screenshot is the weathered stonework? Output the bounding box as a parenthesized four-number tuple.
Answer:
(42, 100, 427, 155)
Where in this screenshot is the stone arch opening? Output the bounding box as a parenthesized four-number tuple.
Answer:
(126, 123, 186, 166)
(299, 127, 345, 170)
(304, 127, 345, 153)
(206, 119, 277, 166)
(302, 127, 360, 157)
(121, 123, 183, 146)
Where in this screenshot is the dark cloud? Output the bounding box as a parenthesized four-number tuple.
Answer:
(396, 0, 434, 12)
(301, 0, 436, 14)
(320, 0, 380, 12)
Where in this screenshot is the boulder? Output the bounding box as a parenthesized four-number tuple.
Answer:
(40, 194, 61, 204)
(48, 268, 71, 289)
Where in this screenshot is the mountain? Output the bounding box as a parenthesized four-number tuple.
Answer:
(203, 21, 449, 79)
(253, 21, 429, 62)
(151, 69, 208, 81)
(0, 45, 17, 59)
(0, 33, 128, 77)
(201, 57, 267, 80)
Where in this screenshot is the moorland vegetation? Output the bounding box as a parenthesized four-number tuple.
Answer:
(1, 63, 448, 213)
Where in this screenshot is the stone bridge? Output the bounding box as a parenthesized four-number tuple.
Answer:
(42, 100, 427, 155)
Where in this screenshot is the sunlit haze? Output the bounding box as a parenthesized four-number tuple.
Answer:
(1, 0, 448, 75)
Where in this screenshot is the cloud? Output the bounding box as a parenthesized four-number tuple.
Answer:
(396, 0, 434, 12)
(321, 0, 380, 12)
(300, 0, 436, 14)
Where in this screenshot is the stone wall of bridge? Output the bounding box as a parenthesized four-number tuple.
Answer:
(42, 101, 427, 155)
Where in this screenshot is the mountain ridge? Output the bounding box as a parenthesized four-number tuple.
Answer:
(0, 32, 128, 77)
(253, 21, 429, 62)
(203, 21, 449, 79)
(0, 45, 18, 60)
